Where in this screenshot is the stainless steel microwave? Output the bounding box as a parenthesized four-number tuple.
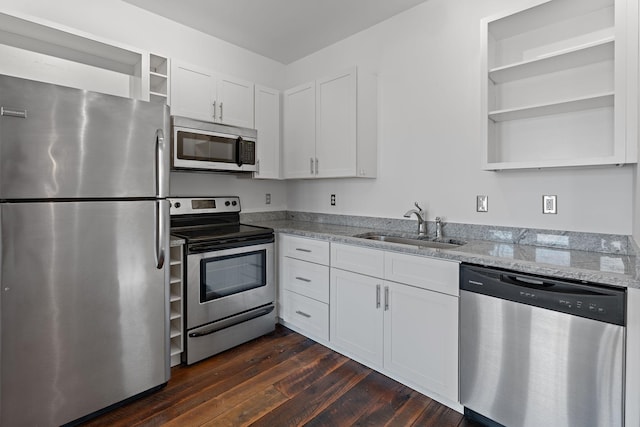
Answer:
(170, 116, 257, 172)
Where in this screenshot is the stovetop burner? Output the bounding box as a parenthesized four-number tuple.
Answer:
(169, 196, 274, 246)
(171, 223, 273, 243)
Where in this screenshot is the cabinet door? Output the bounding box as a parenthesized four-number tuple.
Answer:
(170, 61, 215, 122)
(254, 85, 280, 179)
(283, 82, 316, 178)
(216, 74, 254, 128)
(315, 68, 357, 178)
(383, 281, 459, 402)
(330, 268, 383, 369)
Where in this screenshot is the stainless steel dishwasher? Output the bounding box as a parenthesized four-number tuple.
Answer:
(460, 264, 626, 427)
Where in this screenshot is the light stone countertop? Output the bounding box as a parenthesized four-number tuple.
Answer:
(246, 218, 640, 289)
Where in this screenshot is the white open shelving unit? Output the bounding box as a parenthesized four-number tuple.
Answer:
(169, 242, 184, 367)
(481, 0, 637, 170)
(149, 53, 170, 105)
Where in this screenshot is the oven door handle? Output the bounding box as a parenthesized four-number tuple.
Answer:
(188, 305, 275, 338)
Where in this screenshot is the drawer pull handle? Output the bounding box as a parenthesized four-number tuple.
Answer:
(295, 276, 311, 283)
(295, 310, 311, 318)
(295, 248, 312, 253)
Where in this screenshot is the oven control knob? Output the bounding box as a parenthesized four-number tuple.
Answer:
(174, 202, 181, 208)
(225, 201, 231, 206)
(232, 201, 237, 206)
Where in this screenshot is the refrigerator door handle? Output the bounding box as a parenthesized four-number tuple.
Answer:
(155, 200, 167, 269)
(155, 128, 167, 198)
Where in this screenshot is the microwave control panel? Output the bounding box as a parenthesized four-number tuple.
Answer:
(240, 140, 255, 165)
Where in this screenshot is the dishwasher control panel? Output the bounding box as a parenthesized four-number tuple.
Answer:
(461, 264, 626, 326)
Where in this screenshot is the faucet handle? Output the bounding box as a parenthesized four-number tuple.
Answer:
(414, 201, 423, 211)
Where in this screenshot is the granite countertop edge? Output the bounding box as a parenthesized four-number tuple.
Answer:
(250, 219, 640, 289)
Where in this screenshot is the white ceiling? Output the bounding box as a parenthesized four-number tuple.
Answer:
(123, 0, 430, 64)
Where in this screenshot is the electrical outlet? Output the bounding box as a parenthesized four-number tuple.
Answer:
(330, 194, 336, 206)
(265, 193, 271, 205)
(476, 195, 488, 212)
(543, 195, 557, 214)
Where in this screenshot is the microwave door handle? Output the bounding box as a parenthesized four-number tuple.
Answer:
(236, 137, 243, 167)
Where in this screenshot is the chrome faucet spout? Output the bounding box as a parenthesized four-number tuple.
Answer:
(435, 216, 443, 240)
(403, 202, 427, 236)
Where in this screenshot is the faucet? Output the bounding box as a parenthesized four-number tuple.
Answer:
(404, 202, 427, 236)
(435, 217, 443, 240)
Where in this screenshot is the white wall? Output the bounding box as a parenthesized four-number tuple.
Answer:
(0, 0, 288, 213)
(285, 0, 635, 235)
(1, 0, 637, 229)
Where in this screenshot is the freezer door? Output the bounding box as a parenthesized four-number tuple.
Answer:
(0, 75, 170, 199)
(0, 201, 170, 426)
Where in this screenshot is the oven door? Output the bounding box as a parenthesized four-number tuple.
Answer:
(186, 241, 274, 329)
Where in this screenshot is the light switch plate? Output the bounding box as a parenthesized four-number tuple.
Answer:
(476, 195, 488, 212)
(543, 195, 557, 214)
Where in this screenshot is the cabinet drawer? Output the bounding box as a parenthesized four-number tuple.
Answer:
(282, 290, 329, 341)
(282, 257, 329, 303)
(384, 252, 459, 296)
(331, 243, 384, 278)
(280, 234, 330, 265)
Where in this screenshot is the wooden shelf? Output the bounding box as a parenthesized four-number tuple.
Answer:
(488, 93, 613, 122)
(489, 38, 614, 83)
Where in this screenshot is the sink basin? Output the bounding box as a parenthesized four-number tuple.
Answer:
(354, 233, 466, 250)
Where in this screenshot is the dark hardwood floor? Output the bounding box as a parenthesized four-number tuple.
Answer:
(83, 325, 482, 427)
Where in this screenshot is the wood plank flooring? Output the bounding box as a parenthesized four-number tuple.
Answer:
(83, 325, 482, 427)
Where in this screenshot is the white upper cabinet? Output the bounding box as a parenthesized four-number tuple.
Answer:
(283, 81, 317, 178)
(283, 67, 377, 179)
(253, 85, 281, 179)
(481, 0, 637, 170)
(171, 60, 254, 128)
(315, 69, 357, 178)
(216, 74, 254, 128)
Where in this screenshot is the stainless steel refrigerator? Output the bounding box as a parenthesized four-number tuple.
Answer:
(0, 75, 170, 426)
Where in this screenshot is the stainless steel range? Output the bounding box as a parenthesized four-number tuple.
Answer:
(170, 196, 275, 365)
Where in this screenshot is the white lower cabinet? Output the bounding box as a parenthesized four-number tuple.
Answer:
(278, 235, 460, 406)
(330, 268, 384, 369)
(279, 235, 330, 342)
(330, 242, 460, 404)
(383, 280, 459, 402)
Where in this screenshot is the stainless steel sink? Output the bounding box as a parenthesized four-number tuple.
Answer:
(354, 233, 466, 250)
